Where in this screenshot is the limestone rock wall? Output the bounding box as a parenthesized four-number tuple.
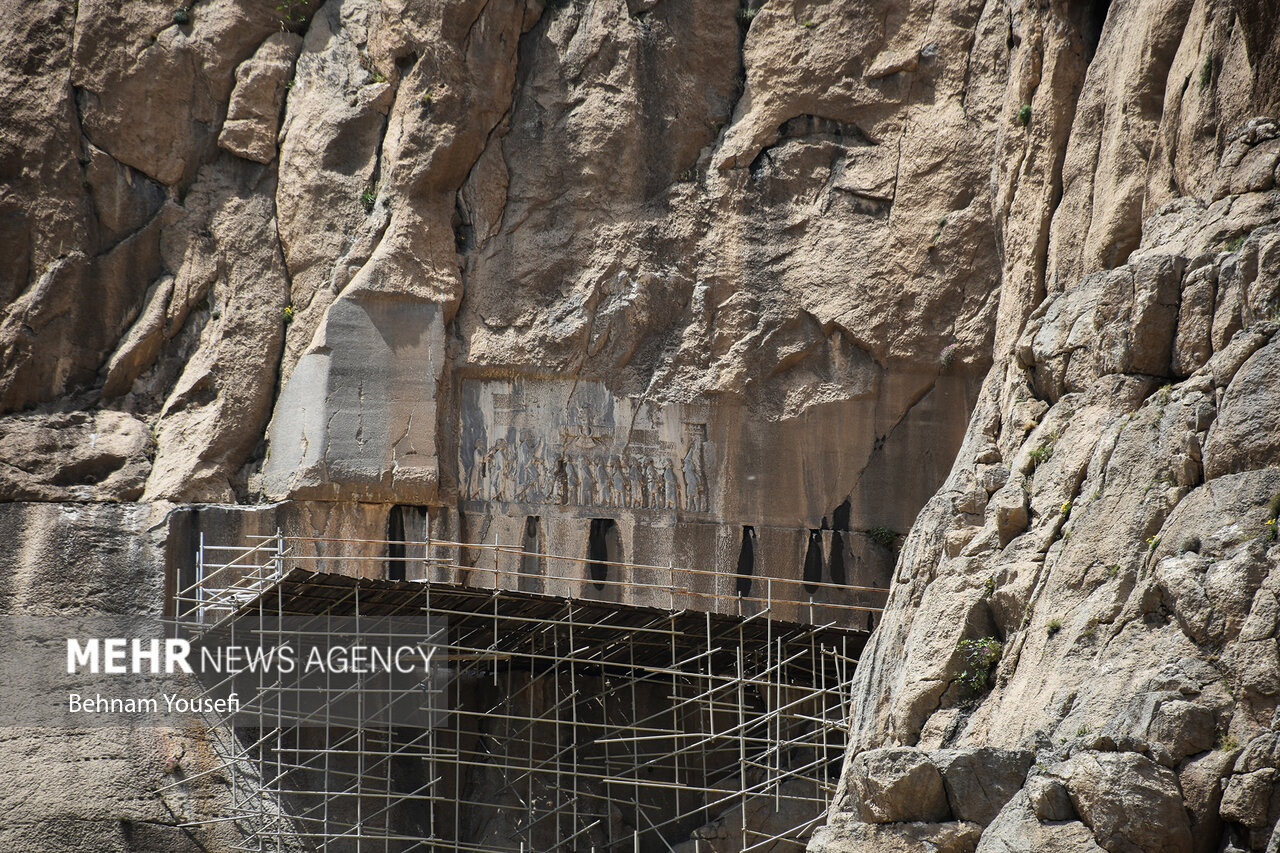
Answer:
(1, 0, 1004, 515)
(0, 502, 266, 853)
(812, 1, 1280, 847)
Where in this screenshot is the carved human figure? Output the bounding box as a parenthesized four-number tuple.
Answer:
(662, 459, 678, 509)
(682, 443, 706, 512)
(582, 456, 598, 505)
(501, 449, 517, 502)
(523, 452, 547, 503)
(561, 455, 578, 506)
(514, 436, 539, 501)
(595, 457, 612, 506)
(468, 440, 486, 499)
(612, 456, 628, 508)
(488, 442, 508, 501)
(628, 455, 646, 508)
(643, 458, 660, 509)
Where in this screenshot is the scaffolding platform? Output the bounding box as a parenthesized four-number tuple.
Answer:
(169, 535, 878, 853)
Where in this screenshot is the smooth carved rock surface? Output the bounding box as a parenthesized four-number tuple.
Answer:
(0, 504, 253, 852)
(265, 293, 443, 504)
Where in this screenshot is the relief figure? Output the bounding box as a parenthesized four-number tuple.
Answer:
(612, 456, 627, 508)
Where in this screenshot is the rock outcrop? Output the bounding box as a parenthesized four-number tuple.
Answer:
(817, 31, 1280, 853)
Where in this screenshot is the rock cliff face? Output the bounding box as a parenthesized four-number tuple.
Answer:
(2, 0, 1280, 850)
(810, 6, 1280, 853)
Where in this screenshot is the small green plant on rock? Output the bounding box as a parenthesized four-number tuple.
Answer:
(939, 342, 958, 368)
(983, 576, 996, 598)
(1265, 493, 1280, 542)
(360, 183, 377, 213)
(1224, 235, 1245, 252)
(1199, 54, 1214, 90)
(867, 525, 899, 548)
(956, 637, 1002, 695)
(173, 6, 191, 25)
(277, 0, 308, 24)
(283, 305, 295, 324)
(1147, 535, 1161, 551)
(370, 70, 387, 84)
(1047, 618, 1063, 636)
(1216, 733, 1239, 752)
(1060, 500, 1072, 520)
(1028, 438, 1055, 469)
(1017, 103, 1032, 126)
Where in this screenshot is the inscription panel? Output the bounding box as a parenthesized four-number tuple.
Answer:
(460, 379, 713, 514)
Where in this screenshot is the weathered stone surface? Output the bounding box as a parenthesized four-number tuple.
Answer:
(808, 819, 983, 853)
(1221, 768, 1278, 828)
(264, 292, 443, 504)
(840, 747, 952, 824)
(0, 411, 151, 501)
(218, 32, 303, 163)
(826, 102, 1280, 853)
(71, 0, 286, 185)
(1062, 751, 1194, 853)
(0, 219, 164, 412)
(141, 159, 289, 502)
(275, 0, 391, 376)
(83, 143, 167, 248)
(933, 748, 1034, 826)
(1025, 774, 1077, 822)
(0, 0, 1279, 848)
(1203, 333, 1280, 478)
(1179, 748, 1236, 853)
(974, 792, 1104, 853)
(1020, 254, 1183, 403)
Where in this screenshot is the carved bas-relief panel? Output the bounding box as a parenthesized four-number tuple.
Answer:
(460, 378, 715, 517)
(456, 372, 973, 614)
(460, 372, 973, 532)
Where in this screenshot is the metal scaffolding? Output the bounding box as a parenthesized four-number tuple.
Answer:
(167, 535, 880, 853)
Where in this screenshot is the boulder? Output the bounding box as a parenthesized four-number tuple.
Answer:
(1062, 751, 1194, 853)
(841, 747, 952, 824)
(933, 748, 1035, 825)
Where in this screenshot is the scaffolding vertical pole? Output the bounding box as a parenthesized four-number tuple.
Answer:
(737, 639, 747, 850)
(568, 601, 580, 846)
(196, 531, 205, 626)
(554, 607, 563, 846)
